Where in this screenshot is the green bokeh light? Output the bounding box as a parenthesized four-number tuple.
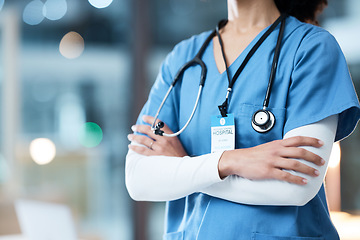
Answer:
(79, 122, 103, 148)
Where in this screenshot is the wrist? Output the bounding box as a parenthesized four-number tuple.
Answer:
(218, 150, 234, 179)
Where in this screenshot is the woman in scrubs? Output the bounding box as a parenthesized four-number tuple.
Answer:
(126, 0, 360, 239)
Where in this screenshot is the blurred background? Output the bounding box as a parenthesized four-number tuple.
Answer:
(0, 0, 359, 239)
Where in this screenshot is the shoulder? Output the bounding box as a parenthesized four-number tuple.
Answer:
(283, 16, 344, 68)
(286, 16, 333, 40)
(286, 16, 341, 54)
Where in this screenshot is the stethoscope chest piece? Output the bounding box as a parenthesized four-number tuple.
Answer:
(251, 109, 276, 133)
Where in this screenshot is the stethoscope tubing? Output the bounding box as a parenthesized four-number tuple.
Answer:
(151, 85, 203, 137)
(151, 31, 216, 137)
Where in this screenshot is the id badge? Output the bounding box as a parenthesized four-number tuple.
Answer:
(211, 114, 235, 153)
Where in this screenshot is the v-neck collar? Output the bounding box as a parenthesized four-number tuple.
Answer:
(209, 23, 276, 78)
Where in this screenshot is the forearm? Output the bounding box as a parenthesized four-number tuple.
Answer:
(125, 148, 222, 201)
(202, 115, 338, 206)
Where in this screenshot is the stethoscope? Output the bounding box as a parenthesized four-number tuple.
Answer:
(152, 14, 286, 137)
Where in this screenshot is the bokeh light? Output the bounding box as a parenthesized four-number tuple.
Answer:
(43, 0, 67, 21)
(79, 122, 103, 148)
(59, 31, 85, 59)
(29, 138, 57, 165)
(23, 0, 45, 25)
(88, 0, 113, 9)
(329, 142, 341, 168)
(0, 0, 4, 12)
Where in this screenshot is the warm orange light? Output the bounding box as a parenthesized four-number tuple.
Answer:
(59, 31, 84, 59)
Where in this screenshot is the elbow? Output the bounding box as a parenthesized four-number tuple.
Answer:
(125, 176, 143, 201)
(125, 168, 149, 201)
(125, 173, 160, 201)
(125, 153, 145, 201)
(125, 150, 163, 202)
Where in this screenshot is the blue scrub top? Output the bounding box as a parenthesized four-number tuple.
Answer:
(136, 16, 360, 240)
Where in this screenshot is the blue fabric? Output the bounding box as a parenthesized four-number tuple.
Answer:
(136, 16, 360, 240)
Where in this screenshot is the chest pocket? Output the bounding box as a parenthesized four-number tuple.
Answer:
(232, 103, 286, 149)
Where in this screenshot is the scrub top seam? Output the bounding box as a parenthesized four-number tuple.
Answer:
(195, 197, 213, 239)
(291, 28, 329, 69)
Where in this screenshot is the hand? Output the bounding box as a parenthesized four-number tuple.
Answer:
(127, 115, 188, 157)
(218, 136, 325, 185)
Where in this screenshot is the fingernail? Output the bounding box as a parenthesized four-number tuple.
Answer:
(131, 125, 136, 131)
(321, 159, 325, 165)
(127, 134, 133, 141)
(314, 170, 320, 176)
(302, 179, 308, 184)
(318, 140, 324, 146)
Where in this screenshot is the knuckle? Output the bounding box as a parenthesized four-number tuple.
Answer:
(257, 167, 270, 178)
(139, 136, 148, 144)
(137, 147, 146, 154)
(299, 148, 307, 156)
(279, 171, 290, 181)
(133, 134, 141, 141)
(130, 135, 138, 142)
(274, 140, 283, 147)
(265, 158, 275, 168)
(263, 168, 272, 177)
(291, 161, 300, 169)
(278, 139, 288, 147)
(158, 145, 165, 152)
(271, 147, 280, 156)
(136, 125, 145, 132)
(294, 136, 304, 143)
(268, 150, 276, 158)
(308, 156, 317, 164)
(269, 146, 281, 158)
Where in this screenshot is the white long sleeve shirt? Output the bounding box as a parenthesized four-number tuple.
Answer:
(125, 114, 338, 206)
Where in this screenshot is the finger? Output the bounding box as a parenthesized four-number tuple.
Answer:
(281, 136, 324, 148)
(142, 115, 174, 135)
(281, 147, 324, 166)
(131, 124, 158, 139)
(127, 134, 154, 149)
(128, 144, 155, 156)
(271, 168, 308, 185)
(274, 158, 320, 177)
